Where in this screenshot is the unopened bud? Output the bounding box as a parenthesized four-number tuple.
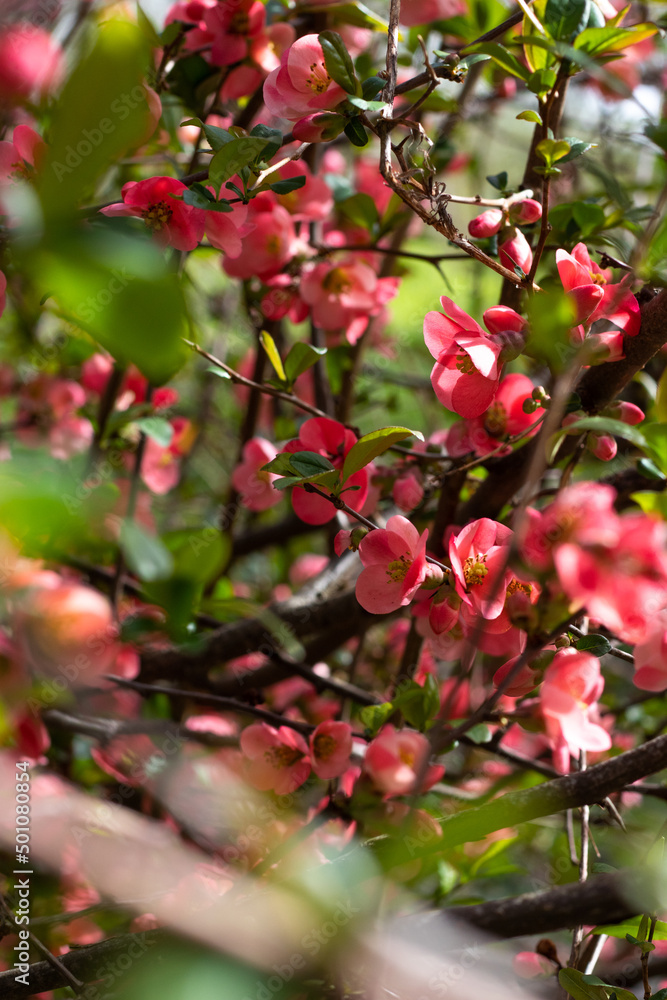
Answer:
(522, 398, 540, 414)
(350, 526, 369, 549)
(489, 328, 529, 363)
(554, 635, 571, 649)
(421, 565, 445, 590)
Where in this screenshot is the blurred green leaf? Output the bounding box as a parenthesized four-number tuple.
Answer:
(209, 136, 269, 192)
(595, 917, 667, 941)
(545, 0, 591, 40)
(338, 192, 380, 231)
(360, 702, 394, 736)
(120, 521, 174, 581)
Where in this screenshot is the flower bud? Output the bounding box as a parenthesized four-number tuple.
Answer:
(488, 327, 528, 363)
(468, 209, 503, 239)
(587, 431, 617, 462)
(509, 198, 542, 225)
(292, 112, 347, 143)
(499, 230, 533, 275)
(421, 565, 445, 590)
(605, 400, 644, 425)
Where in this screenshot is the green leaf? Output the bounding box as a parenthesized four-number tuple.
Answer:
(393, 677, 440, 730)
(289, 451, 336, 478)
(347, 96, 387, 112)
(591, 862, 618, 873)
(549, 415, 649, 463)
(182, 183, 232, 212)
(558, 968, 610, 1000)
(359, 702, 394, 737)
(362, 75, 386, 99)
(338, 192, 380, 231)
(160, 20, 183, 46)
(208, 136, 269, 192)
(523, 0, 558, 73)
(463, 42, 531, 81)
(545, 0, 591, 40)
(574, 633, 611, 657)
(636, 457, 665, 481)
(259, 330, 286, 382)
(205, 365, 231, 380)
(466, 723, 493, 744)
(269, 176, 307, 195)
(574, 21, 658, 56)
(318, 30, 359, 94)
(528, 67, 558, 97)
(135, 417, 174, 447)
(594, 917, 667, 942)
(284, 343, 327, 383)
(344, 118, 369, 147)
(249, 123, 284, 163)
(517, 109, 543, 123)
(571, 201, 604, 235)
(536, 138, 572, 166)
(486, 171, 508, 191)
(645, 122, 667, 154)
(181, 118, 235, 152)
(34, 229, 189, 385)
(559, 137, 597, 163)
(38, 20, 151, 218)
(120, 521, 174, 582)
(162, 528, 230, 584)
(342, 426, 423, 482)
(643, 423, 667, 472)
(262, 453, 301, 476)
(470, 837, 514, 877)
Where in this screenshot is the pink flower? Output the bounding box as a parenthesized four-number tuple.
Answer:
(587, 431, 617, 461)
(288, 553, 329, 586)
(364, 725, 444, 796)
(300, 256, 400, 345)
(13, 580, 118, 686)
(510, 198, 542, 225)
(520, 481, 620, 572)
(141, 417, 195, 495)
(0, 125, 46, 185)
(423, 297, 523, 418)
(393, 471, 424, 512)
(513, 952, 557, 979)
(223, 193, 298, 281)
(556, 242, 640, 335)
(240, 722, 311, 793)
(282, 417, 369, 525)
(448, 518, 512, 620)
(633, 617, 667, 691)
(439, 677, 470, 720)
(445, 373, 538, 458)
(272, 161, 333, 222)
(203, 0, 265, 66)
(399, 0, 467, 26)
(499, 230, 533, 275)
(493, 654, 539, 697)
(204, 196, 250, 259)
(468, 209, 502, 238)
(0, 26, 64, 101)
(540, 648, 611, 773)
(292, 112, 347, 143)
(101, 177, 205, 252)
(356, 515, 429, 614)
(263, 34, 348, 121)
(231, 437, 282, 511)
(309, 720, 353, 779)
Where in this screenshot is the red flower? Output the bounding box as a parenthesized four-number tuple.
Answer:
(101, 176, 205, 252)
(240, 722, 311, 794)
(356, 515, 429, 614)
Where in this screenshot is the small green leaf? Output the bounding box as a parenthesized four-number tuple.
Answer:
(208, 136, 269, 191)
(517, 109, 543, 123)
(259, 330, 286, 382)
(574, 21, 658, 56)
(574, 633, 611, 657)
(362, 75, 386, 99)
(289, 451, 336, 478)
(536, 138, 572, 166)
(344, 118, 369, 147)
(466, 724, 492, 744)
(637, 457, 666, 481)
(205, 365, 231, 379)
(595, 917, 667, 942)
(559, 137, 597, 163)
(338, 192, 380, 231)
(347, 95, 387, 112)
(486, 171, 508, 191)
(342, 426, 423, 482)
(528, 67, 558, 97)
(645, 122, 667, 154)
(181, 118, 235, 152)
(284, 342, 327, 383)
(393, 677, 440, 730)
(269, 176, 307, 195)
(318, 29, 358, 94)
(135, 417, 174, 447)
(262, 453, 300, 477)
(120, 521, 174, 582)
(462, 42, 531, 82)
(318, 1, 389, 31)
(249, 123, 284, 162)
(545, 0, 591, 41)
(182, 184, 232, 212)
(360, 702, 394, 737)
(558, 968, 609, 1000)
(591, 862, 617, 873)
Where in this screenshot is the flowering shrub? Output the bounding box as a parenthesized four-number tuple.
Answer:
(0, 1, 666, 997)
